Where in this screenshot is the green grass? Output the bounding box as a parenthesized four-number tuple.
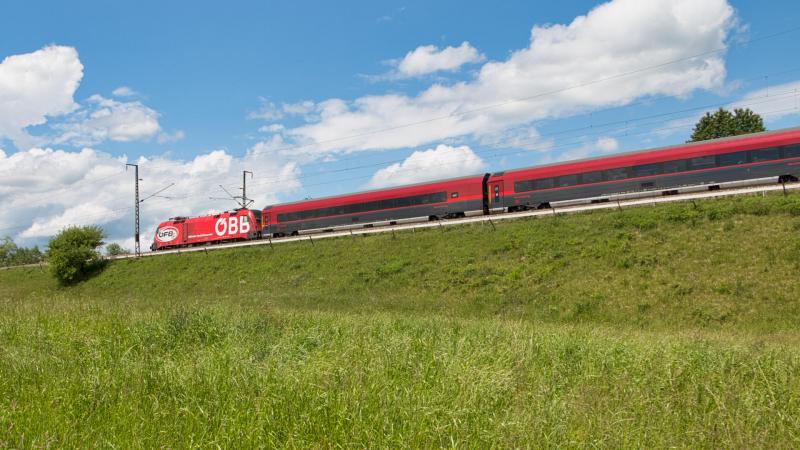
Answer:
(2, 193, 800, 447)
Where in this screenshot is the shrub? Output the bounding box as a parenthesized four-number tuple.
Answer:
(106, 243, 130, 256)
(46, 226, 106, 285)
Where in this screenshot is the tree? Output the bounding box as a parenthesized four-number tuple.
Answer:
(0, 237, 17, 266)
(689, 107, 766, 142)
(106, 243, 130, 256)
(46, 226, 106, 285)
(0, 236, 43, 267)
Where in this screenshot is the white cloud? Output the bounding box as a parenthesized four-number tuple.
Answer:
(52, 95, 162, 146)
(367, 144, 486, 188)
(734, 80, 800, 121)
(596, 137, 619, 152)
(0, 45, 83, 148)
(655, 79, 800, 139)
(0, 146, 300, 247)
(112, 86, 138, 98)
(540, 137, 621, 164)
(157, 130, 185, 144)
(259, 124, 285, 133)
(479, 126, 549, 151)
(22, 204, 126, 239)
(395, 42, 486, 77)
(282, 100, 316, 116)
(270, 0, 734, 158)
(248, 98, 284, 121)
(0, 45, 176, 149)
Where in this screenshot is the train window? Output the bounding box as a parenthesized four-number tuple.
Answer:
(278, 192, 444, 222)
(605, 168, 629, 181)
(663, 159, 688, 173)
(632, 163, 662, 177)
(750, 147, 781, 162)
(556, 174, 579, 187)
(581, 171, 603, 184)
(716, 151, 749, 167)
(514, 180, 534, 192)
(784, 144, 800, 158)
(689, 156, 716, 170)
(534, 178, 555, 190)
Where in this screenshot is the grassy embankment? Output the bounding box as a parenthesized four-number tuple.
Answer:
(1, 192, 800, 447)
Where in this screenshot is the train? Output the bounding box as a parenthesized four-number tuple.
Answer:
(151, 128, 800, 251)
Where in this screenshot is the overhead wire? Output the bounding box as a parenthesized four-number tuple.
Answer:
(5, 25, 800, 236)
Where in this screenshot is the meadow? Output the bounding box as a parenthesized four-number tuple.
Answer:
(1, 192, 800, 447)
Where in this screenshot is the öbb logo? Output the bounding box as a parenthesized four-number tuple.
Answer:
(156, 226, 179, 243)
(215, 215, 251, 237)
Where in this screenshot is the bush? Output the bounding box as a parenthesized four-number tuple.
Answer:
(106, 243, 130, 256)
(46, 226, 106, 285)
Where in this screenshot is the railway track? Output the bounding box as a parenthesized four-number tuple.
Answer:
(111, 179, 800, 260)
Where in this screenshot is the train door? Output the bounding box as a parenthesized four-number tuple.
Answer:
(489, 180, 504, 210)
(181, 223, 188, 244)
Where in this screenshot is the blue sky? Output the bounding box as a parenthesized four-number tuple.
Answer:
(1, 0, 800, 249)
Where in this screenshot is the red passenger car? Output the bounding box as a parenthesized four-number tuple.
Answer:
(150, 209, 262, 250)
(490, 128, 800, 211)
(262, 175, 486, 237)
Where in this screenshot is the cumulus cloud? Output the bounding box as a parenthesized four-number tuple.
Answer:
(0, 45, 83, 147)
(51, 95, 162, 146)
(259, 124, 285, 133)
(656, 79, 800, 138)
(596, 137, 619, 152)
(112, 86, 138, 98)
(157, 130, 185, 144)
(266, 0, 734, 158)
(367, 144, 486, 188)
(248, 99, 284, 121)
(395, 42, 486, 77)
(0, 45, 175, 149)
(734, 80, 800, 121)
(0, 146, 300, 247)
(540, 136, 621, 164)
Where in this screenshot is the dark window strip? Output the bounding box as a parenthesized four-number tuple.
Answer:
(513, 146, 791, 193)
(278, 191, 448, 222)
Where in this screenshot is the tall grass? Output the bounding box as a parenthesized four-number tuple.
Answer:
(1, 193, 800, 447)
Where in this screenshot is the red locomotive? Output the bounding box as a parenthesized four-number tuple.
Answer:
(150, 208, 262, 251)
(152, 128, 800, 250)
